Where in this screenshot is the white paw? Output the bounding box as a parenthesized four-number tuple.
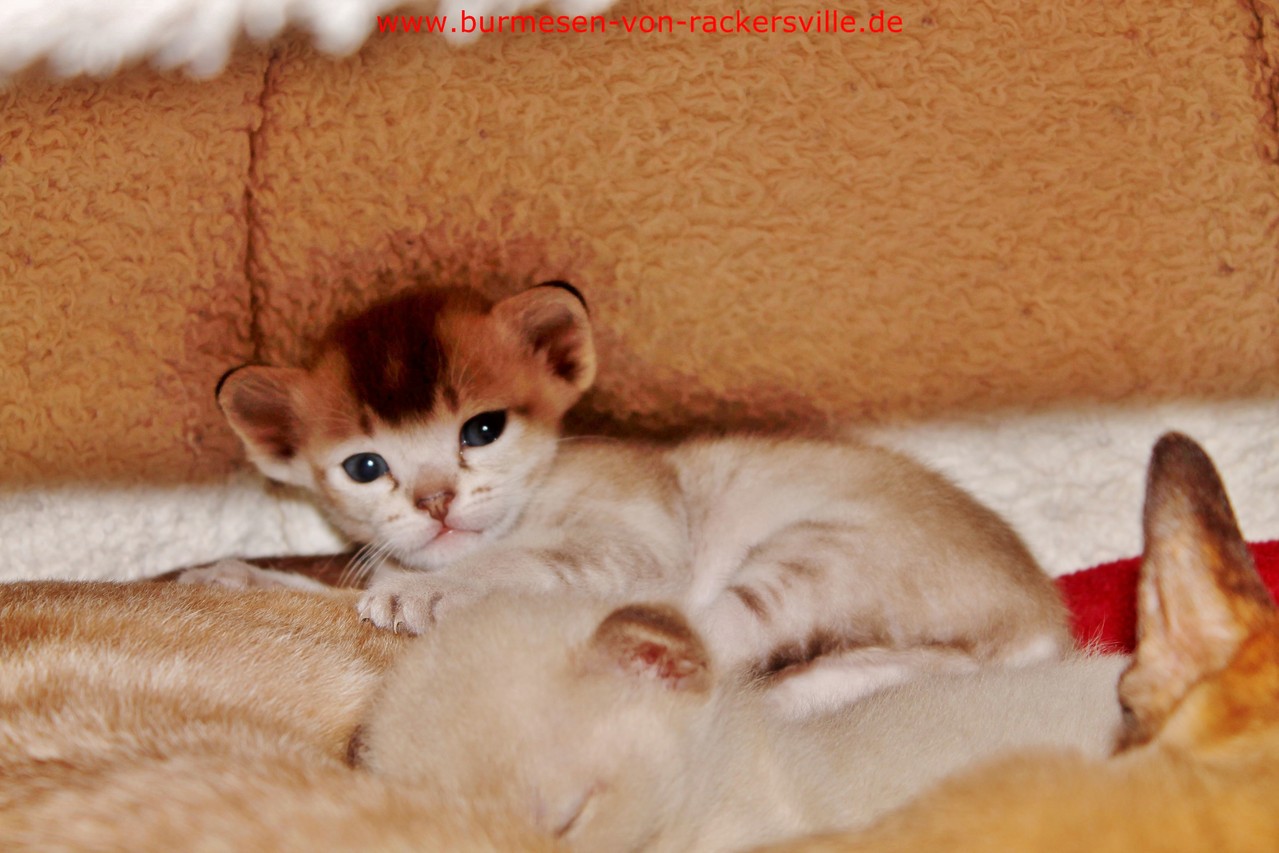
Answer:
(356, 572, 479, 635)
(177, 560, 329, 593)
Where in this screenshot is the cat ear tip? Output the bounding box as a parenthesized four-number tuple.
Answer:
(215, 361, 280, 403)
(1150, 432, 1211, 474)
(532, 280, 589, 314)
(1145, 433, 1220, 516)
(215, 363, 252, 400)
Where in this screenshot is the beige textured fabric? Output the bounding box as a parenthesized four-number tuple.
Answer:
(1, 54, 268, 485)
(250, 0, 1279, 439)
(1, 0, 1276, 486)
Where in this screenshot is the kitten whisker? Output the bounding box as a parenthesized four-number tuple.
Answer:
(339, 543, 374, 588)
(342, 541, 394, 588)
(356, 544, 397, 588)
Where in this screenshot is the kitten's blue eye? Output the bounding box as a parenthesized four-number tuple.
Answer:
(460, 410, 507, 448)
(341, 453, 389, 483)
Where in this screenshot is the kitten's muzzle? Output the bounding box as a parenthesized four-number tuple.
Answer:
(414, 490, 455, 522)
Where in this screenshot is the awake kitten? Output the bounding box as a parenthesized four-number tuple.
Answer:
(205, 282, 1069, 709)
(356, 591, 1126, 852)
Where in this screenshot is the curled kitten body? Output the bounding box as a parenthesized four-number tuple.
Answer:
(207, 282, 1069, 708)
(359, 592, 1125, 852)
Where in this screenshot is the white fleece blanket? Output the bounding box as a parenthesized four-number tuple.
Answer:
(3, 398, 1276, 583)
(0, 0, 614, 77)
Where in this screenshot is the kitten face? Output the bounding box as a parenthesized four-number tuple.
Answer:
(311, 400, 560, 569)
(217, 284, 595, 571)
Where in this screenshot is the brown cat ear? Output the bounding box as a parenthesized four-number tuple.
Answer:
(588, 603, 712, 694)
(493, 284, 596, 394)
(216, 364, 314, 487)
(1118, 432, 1273, 747)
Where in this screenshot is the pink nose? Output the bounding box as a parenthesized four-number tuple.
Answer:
(415, 490, 454, 522)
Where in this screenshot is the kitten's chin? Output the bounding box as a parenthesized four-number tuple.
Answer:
(396, 527, 487, 571)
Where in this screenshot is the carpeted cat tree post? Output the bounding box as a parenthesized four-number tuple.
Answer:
(1, 0, 1276, 600)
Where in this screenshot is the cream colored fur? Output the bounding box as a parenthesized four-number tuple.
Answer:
(0, 576, 1112, 852)
(359, 591, 1125, 852)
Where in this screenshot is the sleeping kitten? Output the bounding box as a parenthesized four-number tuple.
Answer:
(203, 282, 1069, 708)
(356, 590, 1126, 852)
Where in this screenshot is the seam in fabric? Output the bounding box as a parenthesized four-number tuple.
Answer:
(243, 46, 280, 363)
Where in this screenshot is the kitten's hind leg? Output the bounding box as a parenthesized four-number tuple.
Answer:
(177, 559, 333, 593)
(692, 517, 1063, 713)
(760, 645, 982, 718)
(692, 519, 879, 674)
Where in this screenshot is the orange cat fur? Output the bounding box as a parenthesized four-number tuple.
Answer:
(0, 581, 553, 851)
(762, 432, 1279, 852)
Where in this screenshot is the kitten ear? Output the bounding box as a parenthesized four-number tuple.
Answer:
(1118, 432, 1273, 746)
(216, 365, 314, 487)
(588, 603, 712, 693)
(493, 283, 596, 394)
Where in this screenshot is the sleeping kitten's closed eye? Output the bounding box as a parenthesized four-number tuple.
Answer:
(536, 783, 600, 840)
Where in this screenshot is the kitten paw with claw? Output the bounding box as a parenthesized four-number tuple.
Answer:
(356, 573, 480, 635)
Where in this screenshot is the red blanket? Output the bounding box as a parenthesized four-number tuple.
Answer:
(1057, 540, 1279, 653)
